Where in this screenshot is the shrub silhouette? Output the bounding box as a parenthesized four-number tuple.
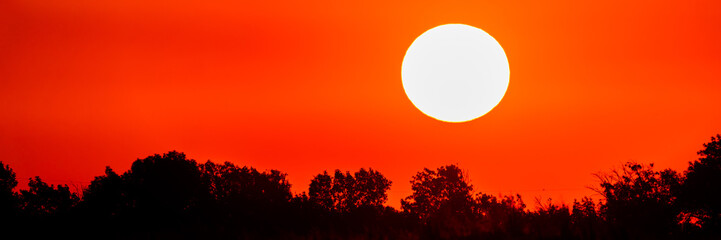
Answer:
(529, 199, 573, 239)
(570, 197, 604, 240)
(474, 193, 527, 238)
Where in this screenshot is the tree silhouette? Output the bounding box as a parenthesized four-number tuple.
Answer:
(308, 168, 391, 213)
(308, 171, 334, 211)
(0, 162, 18, 226)
(80, 166, 125, 220)
(19, 176, 79, 218)
(124, 151, 203, 218)
(570, 197, 604, 240)
(305, 168, 400, 238)
(331, 170, 356, 212)
(353, 168, 392, 209)
(199, 160, 293, 237)
(79, 151, 300, 238)
(402, 164, 477, 238)
(200, 161, 291, 206)
(594, 162, 682, 240)
(678, 134, 721, 236)
(402, 164, 474, 220)
(2, 133, 721, 239)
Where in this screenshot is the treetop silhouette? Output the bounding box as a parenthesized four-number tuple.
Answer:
(1, 135, 721, 239)
(309, 168, 391, 212)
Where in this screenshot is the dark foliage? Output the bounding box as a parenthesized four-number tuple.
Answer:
(198, 160, 294, 238)
(0, 162, 18, 226)
(80, 166, 124, 220)
(678, 134, 721, 238)
(401, 164, 477, 238)
(19, 176, 79, 217)
(309, 168, 391, 212)
(2, 134, 721, 239)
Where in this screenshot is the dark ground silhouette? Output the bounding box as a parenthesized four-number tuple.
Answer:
(1, 134, 721, 239)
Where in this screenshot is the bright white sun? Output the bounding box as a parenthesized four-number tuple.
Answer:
(402, 24, 510, 123)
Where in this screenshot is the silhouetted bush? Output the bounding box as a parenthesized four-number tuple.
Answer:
(475, 193, 528, 238)
(570, 197, 604, 240)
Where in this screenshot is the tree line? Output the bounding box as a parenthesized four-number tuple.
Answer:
(1, 135, 720, 239)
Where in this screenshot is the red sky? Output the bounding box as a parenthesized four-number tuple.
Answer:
(2, 0, 720, 208)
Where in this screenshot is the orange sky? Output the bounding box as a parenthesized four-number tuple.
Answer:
(2, 0, 720, 208)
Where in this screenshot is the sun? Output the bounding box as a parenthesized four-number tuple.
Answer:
(401, 24, 510, 123)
